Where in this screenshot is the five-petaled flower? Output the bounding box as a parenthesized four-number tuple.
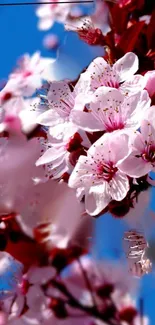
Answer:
(118, 106, 155, 178)
(69, 132, 130, 216)
(71, 88, 150, 132)
(77, 52, 145, 95)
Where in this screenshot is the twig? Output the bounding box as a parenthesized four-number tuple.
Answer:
(77, 257, 98, 310)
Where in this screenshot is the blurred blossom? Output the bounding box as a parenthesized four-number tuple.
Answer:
(43, 34, 59, 50)
(36, 0, 75, 31)
(1, 0, 155, 322)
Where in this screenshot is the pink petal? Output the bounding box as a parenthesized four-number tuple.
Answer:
(109, 132, 130, 163)
(110, 172, 129, 201)
(118, 152, 152, 177)
(140, 119, 155, 144)
(85, 183, 110, 216)
(125, 90, 150, 129)
(144, 70, 155, 97)
(47, 81, 74, 117)
(114, 52, 138, 82)
(70, 110, 103, 131)
(88, 132, 129, 164)
(38, 18, 54, 31)
(68, 155, 94, 189)
(49, 121, 77, 140)
(36, 147, 65, 166)
(121, 74, 146, 92)
(142, 105, 155, 134)
(37, 109, 63, 127)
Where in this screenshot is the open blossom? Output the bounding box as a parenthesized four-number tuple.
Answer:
(0, 96, 41, 134)
(77, 52, 145, 95)
(36, 137, 70, 180)
(36, 129, 89, 181)
(65, 16, 105, 46)
(36, 0, 74, 31)
(69, 132, 130, 216)
(37, 80, 90, 140)
(71, 87, 150, 132)
(118, 106, 155, 178)
(9, 52, 53, 96)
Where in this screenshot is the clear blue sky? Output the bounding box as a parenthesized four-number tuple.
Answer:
(0, 1, 155, 323)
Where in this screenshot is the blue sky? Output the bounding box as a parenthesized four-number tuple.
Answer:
(0, 1, 155, 323)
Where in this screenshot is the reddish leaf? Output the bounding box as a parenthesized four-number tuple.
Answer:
(117, 21, 145, 54)
(146, 10, 155, 51)
(110, 4, 128, 35)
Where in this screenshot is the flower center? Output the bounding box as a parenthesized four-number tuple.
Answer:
(93, 66, 120, 90)
(96, 162, 117, 182)
(105, 116, 125, 132)
(66, 132, 83, 152)
(2, 92, 12, 102)
(142, 144, 155, 164)
(23, 71, 32, 78)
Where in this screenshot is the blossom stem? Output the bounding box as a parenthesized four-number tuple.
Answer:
(77, 257, 98, 310)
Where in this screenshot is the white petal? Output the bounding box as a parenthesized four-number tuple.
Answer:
(70, 110, 103, 131)
(68, 155, 93, 189)
(118, 153, 152, 177)
(85, 183, 110, 216)
(110, 172, 129, 201)
(36, 147, 65, 166)
(37, 110, 63, 127)
(114, 52, 138, 82)
(142, 105, 155, 131)
(38, 18, 54, 31)
(121, 74, 146, 92)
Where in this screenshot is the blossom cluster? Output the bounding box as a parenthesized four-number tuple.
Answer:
(0, 0, 155, 323)
(0, 249, 148, 325)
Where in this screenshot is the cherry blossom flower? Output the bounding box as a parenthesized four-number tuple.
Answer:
(36, 137, 70, 180)
(9, 52, 53, 96)
(36, 80, 91, 141)
(71, 88, 150, 132)
(77, 52, 145, 95)
(0, 96, 41, 134)
(36, 0, 74, 31)
(69, 131, 130, 216)
(118, 106, 155, 177)
(65, 16, 105, 46)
